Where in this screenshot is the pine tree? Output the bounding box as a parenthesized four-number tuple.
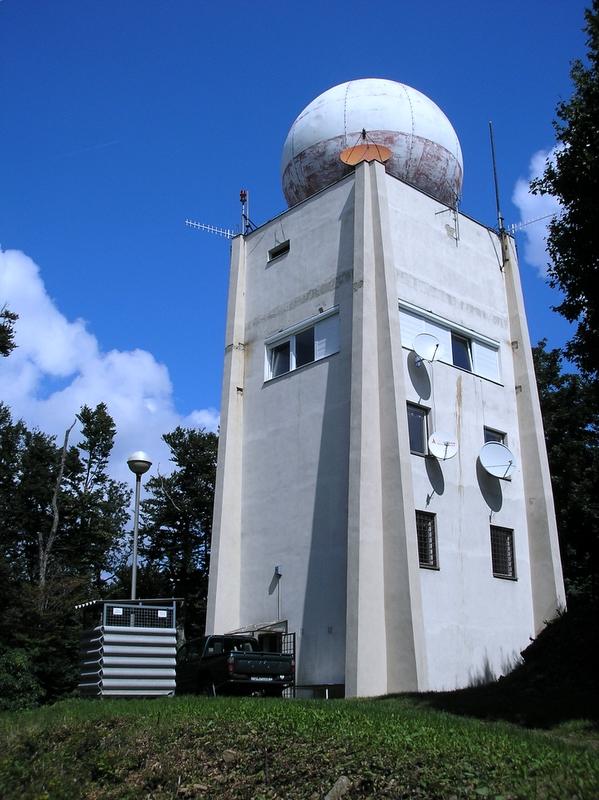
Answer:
(139, 426, 218, 639)
(0, 402, 131, 702)
(0, 305, 18, 357)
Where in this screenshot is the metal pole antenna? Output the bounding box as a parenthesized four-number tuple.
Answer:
(488, 121, 505, 232)
(131, 473, 141, 600)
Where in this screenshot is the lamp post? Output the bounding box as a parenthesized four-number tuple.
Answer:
(127, 451, 152, 600)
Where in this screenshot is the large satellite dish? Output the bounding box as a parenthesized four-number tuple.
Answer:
(413, 333, 441, 366)
(479, 442, 517, 479)
(428, 431, 458, 460)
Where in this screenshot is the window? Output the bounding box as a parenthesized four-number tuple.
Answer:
(265, 309, 339, 380)
(451, 333, 472, 371)
(270, 341, 290, 378)
(484, 427, 506, 444)
(416, 511, 438, 569)
(490, 526, 516, 579)
(268, 240, 290, 262)
(407, 403, 428, 455)
(399, 305, 501, 382)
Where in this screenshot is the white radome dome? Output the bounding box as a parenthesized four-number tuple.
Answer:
(281, 78, 463, 207)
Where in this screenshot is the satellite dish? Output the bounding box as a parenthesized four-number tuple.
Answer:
(428, 431, 458, 460)
(479, 442, 517, 479)
(413, 333, 441, 365)
(340, 143, 392, 166)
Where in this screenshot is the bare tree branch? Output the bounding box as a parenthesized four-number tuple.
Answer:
(38, 418, 76, 607)
(156, 464, 183, 514)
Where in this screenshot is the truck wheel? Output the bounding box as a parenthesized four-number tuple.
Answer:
(200, 681, 217, 697)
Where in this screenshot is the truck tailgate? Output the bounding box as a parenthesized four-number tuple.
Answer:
(233, 654, 292, 676)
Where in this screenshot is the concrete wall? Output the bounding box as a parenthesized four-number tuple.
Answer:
(237, 178, 356, 686)
(387, 177, 537, 689)
(207, 167, 563, 695)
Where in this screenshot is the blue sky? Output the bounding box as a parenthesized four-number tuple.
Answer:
(0, 0, 588, 479)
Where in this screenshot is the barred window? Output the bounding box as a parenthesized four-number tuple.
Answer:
(416, 511, 438, 569)
(490, 526, 516, 579)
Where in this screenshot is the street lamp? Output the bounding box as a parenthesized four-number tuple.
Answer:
(127, 451, 152, 600)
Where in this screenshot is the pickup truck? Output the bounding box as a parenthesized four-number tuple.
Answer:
(176, 635, 294, 696)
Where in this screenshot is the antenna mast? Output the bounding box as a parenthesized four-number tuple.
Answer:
(240, 189, 257, 234)
(185, 189, 257, 241)
(488, 121, 504, 233)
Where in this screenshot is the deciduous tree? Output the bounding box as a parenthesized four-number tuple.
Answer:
(531, 2, 599, 378)
(533, 341, 599, 601)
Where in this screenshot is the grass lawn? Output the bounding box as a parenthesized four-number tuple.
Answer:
(0, 695, 597, 799)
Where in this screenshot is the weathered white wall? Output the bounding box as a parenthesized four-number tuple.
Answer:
(239, 178, 356, 686)
(387, 177, 536, 689)
(207, 167, 563, 695)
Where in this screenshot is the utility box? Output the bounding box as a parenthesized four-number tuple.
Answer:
(77, 599, 177, 698)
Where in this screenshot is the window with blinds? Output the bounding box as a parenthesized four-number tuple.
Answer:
(265, 309, 339, 380)
(399, 305, 501, 382)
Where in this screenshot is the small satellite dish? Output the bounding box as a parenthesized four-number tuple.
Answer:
(479, 442, 517, 479)
(428, 431, 458, 460)
(340, 143, 392, 166)
(413, 333, 441, 366)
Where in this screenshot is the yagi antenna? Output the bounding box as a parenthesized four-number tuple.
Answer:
(509, 212, 558, 235)
(185, 219, 235, 239)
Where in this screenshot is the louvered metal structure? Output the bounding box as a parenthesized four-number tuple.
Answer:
(77, 599, 177, 698)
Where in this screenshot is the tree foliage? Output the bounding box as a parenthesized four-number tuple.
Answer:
(533, 341, 599, 601)
(0, 402, 131, 702)
(0, 305, 18, 357)
(531, 2, 599, 378)
(138, 426, 218, 639)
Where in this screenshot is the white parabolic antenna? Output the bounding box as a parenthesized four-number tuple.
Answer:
(479, 442, 517, 479)
(428, 431, 458, 460)
(413, 333, 441, 364)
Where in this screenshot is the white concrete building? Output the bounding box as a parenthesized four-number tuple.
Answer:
(205, 78, 565, 697)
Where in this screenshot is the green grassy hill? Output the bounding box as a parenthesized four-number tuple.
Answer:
(1, 694, 598, 800)
(1, 605, 598, 799)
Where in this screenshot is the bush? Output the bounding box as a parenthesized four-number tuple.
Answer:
(0, 648, 44, 712)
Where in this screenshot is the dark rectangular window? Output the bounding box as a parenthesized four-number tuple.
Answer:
(451, 333, 472, 371)
(295, 327, 315, 368)
(270, 341, 290, 377)
(268, 240, 290, 261)
(407, 404, 428, 455)
(484, 427, 506, 444)
(416, 511, 438, 569)
(490, 526, 516, 579)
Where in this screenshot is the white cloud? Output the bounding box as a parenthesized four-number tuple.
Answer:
(512, 148, 562, 277)
(0, 248, 219, 485)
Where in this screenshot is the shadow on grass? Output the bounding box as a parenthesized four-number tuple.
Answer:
(386, 601, 599, 731)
